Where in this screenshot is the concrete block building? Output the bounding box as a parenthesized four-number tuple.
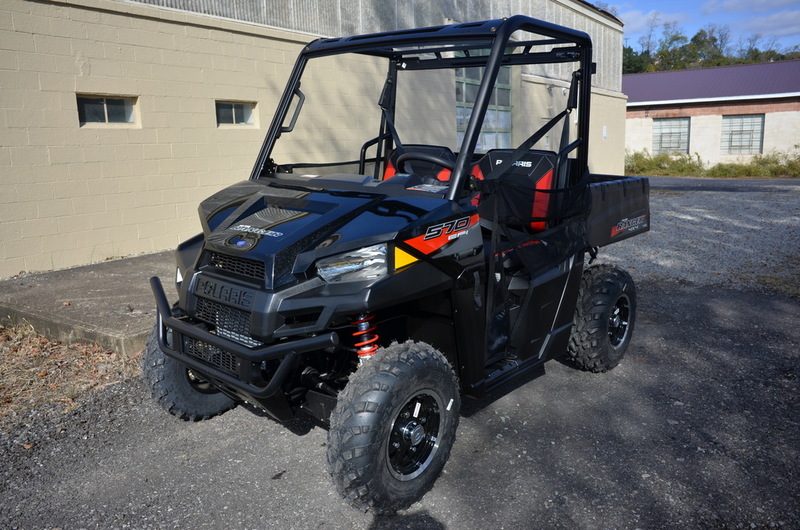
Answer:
(1, 0, 625, 278)
(624, 61, 800, 166)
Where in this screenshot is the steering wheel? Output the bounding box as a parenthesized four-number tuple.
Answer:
(395, 152, 456, 174)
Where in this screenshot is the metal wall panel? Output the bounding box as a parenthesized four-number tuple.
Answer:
(124, 0, 622, 92)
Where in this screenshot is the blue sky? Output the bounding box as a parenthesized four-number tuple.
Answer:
(611, 0, 800, 52)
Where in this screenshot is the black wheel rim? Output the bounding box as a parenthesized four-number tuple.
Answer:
(387, 391, 442, 481)
(608, 293, 631, 349)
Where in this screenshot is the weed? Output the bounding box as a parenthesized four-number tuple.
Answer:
(625, 148, 800, 178)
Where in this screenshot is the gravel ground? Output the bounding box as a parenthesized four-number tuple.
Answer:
(1, 177, 798, 529)
(602, 179, 800, 295)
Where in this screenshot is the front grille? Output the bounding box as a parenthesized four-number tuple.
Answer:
(209, 252, 265, 283)
(216, 327, 263, 348)
(183, 338, 239, 375)
(195, 297, 250, 336)
(195, 297, 263, 348)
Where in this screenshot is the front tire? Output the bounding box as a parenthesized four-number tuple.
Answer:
(568, 265, 636, 372)
(142, 325, 236, 421)
(327, 341, 460, 513)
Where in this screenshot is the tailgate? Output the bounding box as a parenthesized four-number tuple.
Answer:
(586, 175, 650, 247)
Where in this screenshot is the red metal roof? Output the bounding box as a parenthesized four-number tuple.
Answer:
(623, 61, 800, 105)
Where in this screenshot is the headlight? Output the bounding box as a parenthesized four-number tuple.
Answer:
(316, 244, 387, 283)
(176, 267, 184, 286)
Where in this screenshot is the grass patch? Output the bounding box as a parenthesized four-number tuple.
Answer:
(625, 149, 800, 178)
(755, 274, 800, 299)
(753, 254, 800, 299)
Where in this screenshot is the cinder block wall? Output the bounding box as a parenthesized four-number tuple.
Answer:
(1, 0, 307, 277)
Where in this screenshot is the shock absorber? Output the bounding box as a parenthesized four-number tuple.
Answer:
(352, 312, 379, 358)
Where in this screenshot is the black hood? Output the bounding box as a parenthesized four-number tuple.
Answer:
(198, 180, 445, 289)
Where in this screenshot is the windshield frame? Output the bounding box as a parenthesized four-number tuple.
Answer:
(250, 15, 594, 202)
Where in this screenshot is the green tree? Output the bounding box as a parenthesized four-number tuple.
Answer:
(655, 22, 690, 70)
(622, 20, 799, 73)
(687, 25, 731, 68)
(623, 46, 652, 74)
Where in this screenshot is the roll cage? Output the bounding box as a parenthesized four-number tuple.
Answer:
(250, 15, 595, 202)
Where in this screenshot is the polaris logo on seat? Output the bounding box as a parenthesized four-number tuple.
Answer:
(495, 159, 532, 168)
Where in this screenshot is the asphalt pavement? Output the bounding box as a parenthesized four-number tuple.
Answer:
(0, 176, 798, 529)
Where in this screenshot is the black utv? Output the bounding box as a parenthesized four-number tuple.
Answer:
(144, 15, 650, 513)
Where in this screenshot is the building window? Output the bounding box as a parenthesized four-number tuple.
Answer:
(77, 96, 136, 125)
(653, 117, 690, 155)
(456, 65, 512, 151)
(216, 101, 255, 125)
(722, 114, 764, 155)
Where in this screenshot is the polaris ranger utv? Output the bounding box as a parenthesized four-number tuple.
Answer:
(144, 15, 649, 512)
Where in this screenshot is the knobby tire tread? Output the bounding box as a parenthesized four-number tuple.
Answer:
(568, 264, 635, 373)
(327, 341, 460, 514)
(142, 326, 236, 421)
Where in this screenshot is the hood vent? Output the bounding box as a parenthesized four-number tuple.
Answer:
(209, 252, 265, 284)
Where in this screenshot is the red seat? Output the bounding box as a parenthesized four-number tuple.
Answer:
(382, 145, 457, 181)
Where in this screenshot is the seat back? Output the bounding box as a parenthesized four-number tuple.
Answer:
(476, 149, 557, 232)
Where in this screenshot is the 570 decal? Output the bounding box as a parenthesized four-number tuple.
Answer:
(423, 216, 472, 241)
(404, 215, 479, 256)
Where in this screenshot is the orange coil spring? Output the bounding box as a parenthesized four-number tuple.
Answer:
(352, 313, 379, 357)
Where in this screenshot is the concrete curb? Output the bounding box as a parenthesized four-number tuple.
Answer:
(0, 251, 176, 359)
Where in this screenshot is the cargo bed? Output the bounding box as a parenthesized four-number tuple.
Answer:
(585, 175, 650, 247)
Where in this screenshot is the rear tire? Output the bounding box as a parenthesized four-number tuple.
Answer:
(142, 325, 236, 421)
(327, 341, 460, 514)
(568, 265, 636, 372)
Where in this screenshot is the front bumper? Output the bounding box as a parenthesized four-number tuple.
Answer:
(150, 276, 339, 408)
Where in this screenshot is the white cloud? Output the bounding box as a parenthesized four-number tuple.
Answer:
(617, 9, 657, 33)
(741, 9, 800, 38)
(618, 9, 688, 34)
(701, 0, 798, 16)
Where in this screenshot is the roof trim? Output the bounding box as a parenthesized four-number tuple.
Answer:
(627, 92, 800, 107)
(574, 0, 624, 26)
